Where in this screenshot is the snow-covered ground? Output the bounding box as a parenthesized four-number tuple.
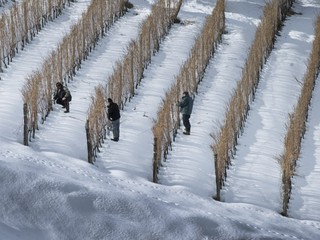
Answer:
(0, 0, 320, 239)
(223, 0, 317, 216)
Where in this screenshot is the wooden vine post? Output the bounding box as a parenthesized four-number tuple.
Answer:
(23, 103, 28, 146)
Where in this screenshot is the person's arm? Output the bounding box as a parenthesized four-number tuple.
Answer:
(107, 105, 112, 120)
(63, 87, 70, 99)
(179, 97, 188, 108)
(53, 89, 58, 100)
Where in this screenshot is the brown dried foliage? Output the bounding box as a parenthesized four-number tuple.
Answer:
(212, 0, 295, 200)
(152, 0, 225, 183)
(0, 0, 70, 71)
(280, 15, 320, 216)
(88, 0, 183, 163)
(22, 0, 127, 147)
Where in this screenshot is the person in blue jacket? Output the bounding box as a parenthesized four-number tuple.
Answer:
(178, 91, 193, 135)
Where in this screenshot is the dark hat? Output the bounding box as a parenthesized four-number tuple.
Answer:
(56, 82, 62, 87)
(107, 98, 112, 103)
(183, 91, 188, 95)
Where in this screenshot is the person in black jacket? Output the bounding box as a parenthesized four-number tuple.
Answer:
(53, 82, 72, 113)
(107, 98, 121, 142)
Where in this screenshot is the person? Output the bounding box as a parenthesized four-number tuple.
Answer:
(53, 82, 72, 113)
(178, 91, 193, 135)
(107, 98, 121, 142)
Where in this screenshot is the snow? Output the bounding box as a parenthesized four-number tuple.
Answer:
(223, 0, 316, 214)
(0, 0, 320, 239)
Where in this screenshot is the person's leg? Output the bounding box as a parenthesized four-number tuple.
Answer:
(182, 114, 191, 134)
(64, 100, 70, 113)
(56, 98, 63, 106)
(111, 119, 120, 141)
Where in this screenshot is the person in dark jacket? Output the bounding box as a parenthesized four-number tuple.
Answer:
(178, 91, 193, 135)
(107, 98, 121, 142)
(54, 82, 72, 113)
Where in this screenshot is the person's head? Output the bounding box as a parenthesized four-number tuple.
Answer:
(107, 98, 113, 104)
(183, 91, 189, 96)
(56, 82, 63, 88)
